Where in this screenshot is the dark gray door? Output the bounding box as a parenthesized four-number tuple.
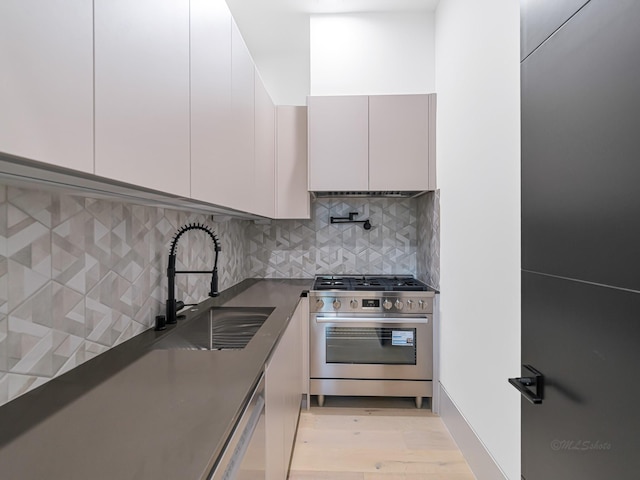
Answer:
(518, 0, 640, 478)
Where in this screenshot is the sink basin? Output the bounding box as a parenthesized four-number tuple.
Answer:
(153, 306, 274, 351)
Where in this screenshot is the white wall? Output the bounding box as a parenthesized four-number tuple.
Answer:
(253, 48, 309, 106)
(226, 1, 310, 105)
(310, 12, 435, 95)
(435, 0, 521, 479)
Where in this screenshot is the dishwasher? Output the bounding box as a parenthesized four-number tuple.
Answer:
(209, 374, 265, 480)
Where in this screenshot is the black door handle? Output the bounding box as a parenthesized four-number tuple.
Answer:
(509, 364, 544, 405)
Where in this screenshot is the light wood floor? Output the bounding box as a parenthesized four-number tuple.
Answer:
(288, 396, 476, 480)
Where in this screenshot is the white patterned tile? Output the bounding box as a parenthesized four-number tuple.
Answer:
(85, 341, 109, 362)
(112, 313, 134, 346)
(0, 314, 6, 371)
(7, 187, 53, 228)
(57, 342, 86, 376)
(7, 212, 51, 277)
(8, 281, 53, 328)
(52, 210, 88, 293)
(51, 194, 85, 229)
(417, 190, 440, 289)
(86, 272, 115, 346)
(0, 373, 7, 404)
(7, 373, 48, 402)
(52, 282, 85, 337)
(51, 332, 84, 375)
(6, 314, 50, 342)
(134, 295, 161, 329)
(7, 315, 56, 376)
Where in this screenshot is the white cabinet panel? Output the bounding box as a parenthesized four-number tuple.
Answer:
(298, 297, 310, 402)
(266, 300, 303, 480)
(307, 96, 369, 191)
(308, 94, 436, 192)
(190, 0, 232, 207)
(427, 93, 437, 191)
(369, 94, 431, 191)
(276, 106, 310, 219)
(254, 72, 276, 218)
(0, 0, 93, 173)
(229, 21, 255, 213)
(94, 0, 190, 197)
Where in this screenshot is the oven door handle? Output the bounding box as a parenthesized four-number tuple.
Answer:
(315, 316, 429, 324)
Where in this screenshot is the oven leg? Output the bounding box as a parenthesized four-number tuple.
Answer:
(415, 396, 423, 409)
(317, 395, 325, 407)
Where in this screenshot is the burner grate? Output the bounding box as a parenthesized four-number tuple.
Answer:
(312, 275, 430, 292)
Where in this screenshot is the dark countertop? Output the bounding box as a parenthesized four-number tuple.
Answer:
(0, 278, 312, 480)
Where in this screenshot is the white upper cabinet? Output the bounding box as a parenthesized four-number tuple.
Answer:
(190, 0, 233, 208)
(307, 96, 369, 191)
(254, 71, 276, 218)
(94, 0, 191, 198)
(1, 0, 313, 218)
(276, 106, 310, 219)
(229, 21, 256, 214)
(369, 94, 435, 191)
(308, 94, 437, 192)
(0, 0, 93, 173)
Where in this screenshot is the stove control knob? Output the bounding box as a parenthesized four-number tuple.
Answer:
(395, 299, 404, 310)
(316, 299, 325, 309)
(406, 300, 414, 310)
(333, 299, 342, 310)
(419, 300, 427, 310)
(383, 299, 393, 310)
(350, 299, 358, 309)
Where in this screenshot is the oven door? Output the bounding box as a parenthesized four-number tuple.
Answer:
(310, 315, 432, 381)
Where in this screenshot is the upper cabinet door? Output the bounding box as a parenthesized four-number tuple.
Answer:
(0, 0, 93, 173)
(190, 0, 232, 207)
(211, 20, 257, 214)
(308, 96, 369, 191)
(369, 94, 432, 191)
(254, 72, 276, 218)
(94, 0, 190, 198)
(276, 106, 310, 219)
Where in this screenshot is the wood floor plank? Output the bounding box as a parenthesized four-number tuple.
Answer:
(289, 402, 476, 480)
(288, 472, 365, 480)
(362, 473, 476, 480)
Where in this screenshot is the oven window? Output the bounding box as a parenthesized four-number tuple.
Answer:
(325, 327, 417, 365)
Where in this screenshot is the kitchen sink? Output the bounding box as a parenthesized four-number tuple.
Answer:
(153, 306, 274, 351)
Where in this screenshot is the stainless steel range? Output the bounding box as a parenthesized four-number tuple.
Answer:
(309, 275, 436, 408)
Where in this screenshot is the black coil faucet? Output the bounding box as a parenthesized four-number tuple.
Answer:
(166, 223, 221, 325)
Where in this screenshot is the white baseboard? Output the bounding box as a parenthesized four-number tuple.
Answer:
(438, 384, 509, 480)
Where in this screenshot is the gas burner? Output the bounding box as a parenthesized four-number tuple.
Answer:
(353, 277, 384, 290)
(312, 275, 432, 292)
(314, 276, 352, 290)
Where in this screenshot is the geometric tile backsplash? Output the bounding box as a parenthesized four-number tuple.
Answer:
(417, 190, 440, 290)
(247, 197, 420, 277)
(0, 184, 439, 407)
(0, 184, 250, 406)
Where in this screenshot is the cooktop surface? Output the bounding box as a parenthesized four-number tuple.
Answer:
(312, 275, 432, 292)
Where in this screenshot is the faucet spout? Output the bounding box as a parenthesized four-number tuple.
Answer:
(165, 223, 221, 325)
